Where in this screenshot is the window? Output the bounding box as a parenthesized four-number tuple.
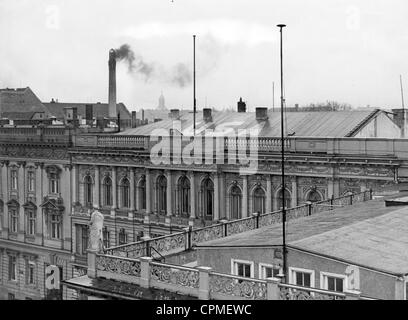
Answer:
(118, 228, 127, 245)
(8, 293, 15, 300)
(103, 177, 113, 206)
(259, 263, 281, 280)
(278, 188, 291, 210)
(102, 226, 110, 248)
(230, 186, 242, 219)
(156, 175, 167, 214)
(138, 177, 146, 210)
(84, 175, 93, 206)
(49, 173, 60, 194)
(27, 210, 36, 236)
(321, 272, 346, 292)
(178, 176, 190, 216)
(253, 187, 266, 214)
(289, 267, 315, 288)
(231, 259, 254, 278)
(27, 171, 35, 192)
(11, 169, 18, 190)
(120, 178, 130, 208)
(81, 225, 89, 255)
(8, 255, 17, 281)
(201, 178, 214, 220)
(9, 209, 18, 233)
(307, 190, 322, 203)
(50, 214, 61, 239)
(26, 262, 35, 285)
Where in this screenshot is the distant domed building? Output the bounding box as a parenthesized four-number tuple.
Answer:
(157, 91, 167, 110)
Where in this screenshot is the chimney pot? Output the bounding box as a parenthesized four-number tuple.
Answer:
(170, 109, 180, 119)
(256, 107, 268, 121)
(237, 97, 246, 113)
(203, 108, 212, 122)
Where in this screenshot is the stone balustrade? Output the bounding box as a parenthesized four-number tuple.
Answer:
(88, 252, 365, 300)
(105, 190, 372, 259)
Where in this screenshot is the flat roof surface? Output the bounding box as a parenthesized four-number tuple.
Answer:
(197, 193, 408, 274)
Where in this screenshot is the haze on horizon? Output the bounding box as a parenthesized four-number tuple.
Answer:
(0, 0, 407, 112)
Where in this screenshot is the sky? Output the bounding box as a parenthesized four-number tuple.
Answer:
(0, 0, 407, 111)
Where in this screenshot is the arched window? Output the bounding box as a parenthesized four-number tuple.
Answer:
(178, 176, 190, 217)
(84, 175, 93, 206)
(230, 186, 242, 220)
(103, 176, 113, 206)
(200, 178, 214, 220)
(120, 178, 130, 208)
(253, 187, 266, 214)
(156, 175, 167, 215)
(138, 177, 146, 210)
(278, 188, 291, 210)
(307, 190, 322, 203)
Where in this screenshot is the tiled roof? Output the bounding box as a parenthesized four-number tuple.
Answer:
(0, 87, 51, 117)
(119, 109, 383, 137)
(43, 102, 131, 119)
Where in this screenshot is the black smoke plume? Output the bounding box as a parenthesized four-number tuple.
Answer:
(114, 44, 191, 88)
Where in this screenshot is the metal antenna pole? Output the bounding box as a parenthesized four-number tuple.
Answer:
(193, 35, 196, 136)
(277, 23, 287, 283)
(400, 75, 405, 138)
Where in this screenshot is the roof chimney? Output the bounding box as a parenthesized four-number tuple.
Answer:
(203, 108, 212, 122)
(237, 97, 246, 113)
(256, 107, 268, 121)
(170, 109, 180, 119)
(108, 49, 117, 119)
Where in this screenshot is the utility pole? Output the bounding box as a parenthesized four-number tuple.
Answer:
(277, 23, 287, 283)
(273, 81, 275, 112)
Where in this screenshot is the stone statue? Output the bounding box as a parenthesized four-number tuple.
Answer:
(89, 206, 104, 252)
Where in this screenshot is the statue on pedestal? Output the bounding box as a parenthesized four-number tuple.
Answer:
(89, 206, 104, 252)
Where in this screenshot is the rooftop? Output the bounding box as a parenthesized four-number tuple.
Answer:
(119, 109, 387, 137)
(197, 193, 408, 275)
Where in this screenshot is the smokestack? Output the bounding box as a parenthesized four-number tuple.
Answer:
(108, 49, 117, 118)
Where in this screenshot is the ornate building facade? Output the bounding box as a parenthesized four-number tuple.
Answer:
(0, 117, 407, 299)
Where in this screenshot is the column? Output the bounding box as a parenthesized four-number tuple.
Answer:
(1, 162, 9, 236)
(291, 178, 297, 208)
(189, 172, 196, 219)
(146, 170, 151, 214)
(111, 167, 117, 216)
(129, 168, 135, 212)
(266, 175, 272, 213)
(214, 173, 220, 221)
(242, 175, 248, 218)
(219, 173, 225, 218)
(18, 162, 25, 240)
(166, 171, 172, 217)
(72, 164, 78, 205)
(93, 166, 100, 208)
(35, 163, 43, 243)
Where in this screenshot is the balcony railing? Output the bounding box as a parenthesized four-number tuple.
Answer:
(105, 190, 372, 259)
(89, 252, 368, 300)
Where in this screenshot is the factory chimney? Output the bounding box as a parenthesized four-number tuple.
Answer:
(108, 49, 117, 119)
